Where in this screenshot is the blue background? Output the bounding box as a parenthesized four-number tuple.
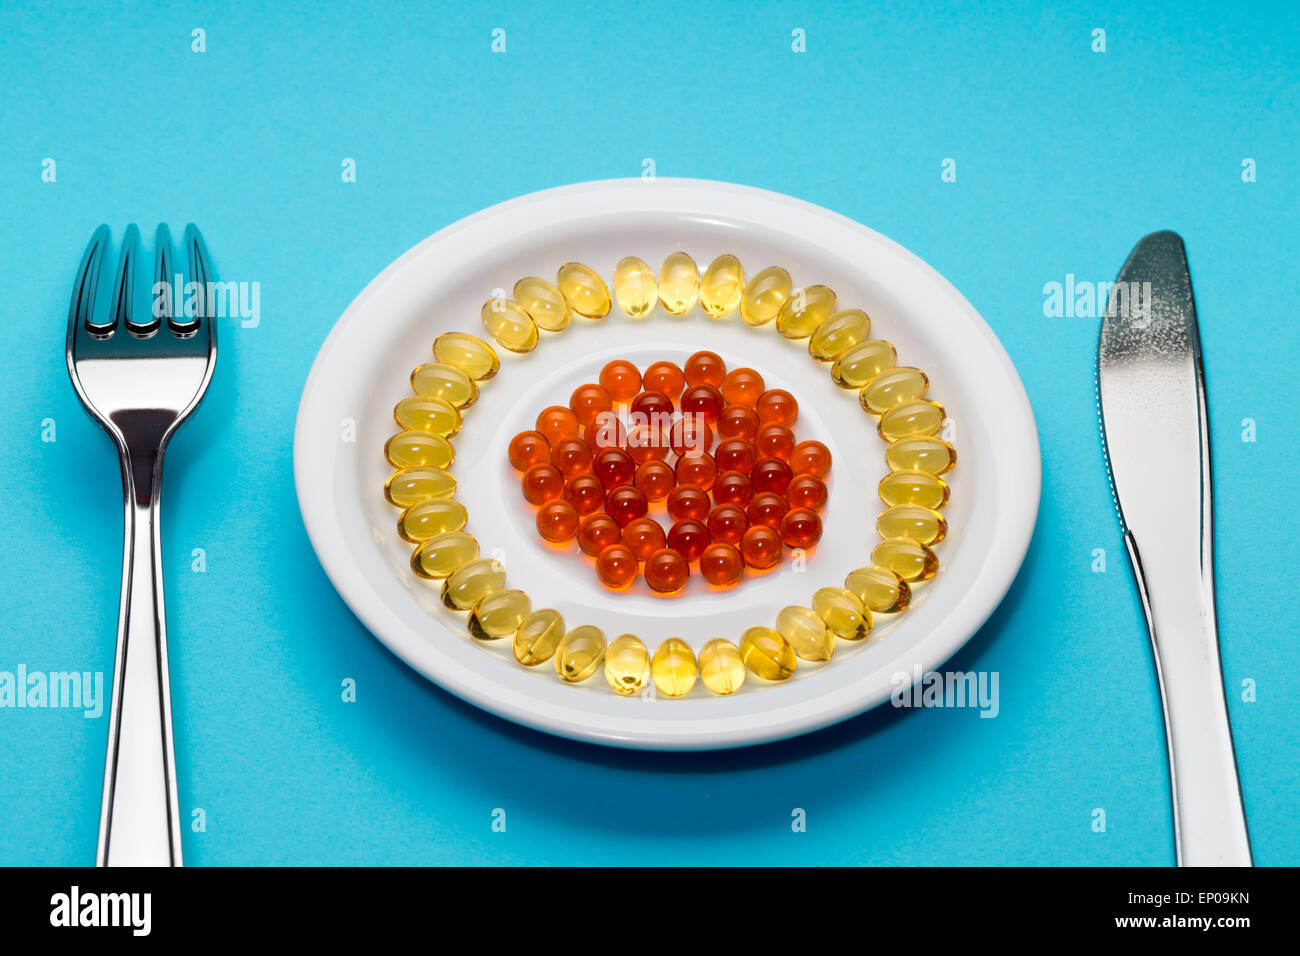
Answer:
(2, 0, 1296, 865)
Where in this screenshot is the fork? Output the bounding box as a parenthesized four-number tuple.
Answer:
(65, 223, 217, 866)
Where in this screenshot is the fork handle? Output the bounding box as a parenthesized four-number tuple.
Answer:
(98, 436, 183, 866)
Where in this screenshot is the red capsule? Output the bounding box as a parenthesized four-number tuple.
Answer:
(535, 405, 580, 444)
(790, 440, 833, 478)
(584, 412, 626, 451)
(599, 360, 642, 403)
(666, 519, 711, 562)
(739, 524, 783, 570)
(522, 463, 565, 505)
(785, 474, 828, 511)
(642, 361, 686, 399)
(605, 485, 649, 527)
(779, 507, 823, 549)
(569, 383, 613, 426)
(621, 516, 666, 560)
(667, 485, 711, 522)
(625, 421, 672, 464)
(717, 403, 760, 441)
(578, 513, 622, 556)
(754, 423, 795, 461)
(630, 390, 675, 422)
(679, 384, 725, 425)
(669, 416, 714, 457)
(746, 491, 789, 529)
(536, 500, 579, 543)
(684, 350, 726, 387)
(596, 544, 639, 588)
(755, 388, 798, 426)
(550, 437, 594, 478)
(644, 548, 690, 593)
(563, 474, 606, 515)
(674, 451, 718, 491)
(706, 504, 749, 545)
(751, 457, 794, 495)
(508, 430, 550, 471)
(699, 542, 744, 587)
(634, 459, 676, 501)
(713, 438, 757, 475)
(593, 447, 636, 489)
(712, 470, 754, 508)
(720, 367, 765, 407)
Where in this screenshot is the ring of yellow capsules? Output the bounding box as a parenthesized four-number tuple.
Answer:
(383, 255, 955, 698)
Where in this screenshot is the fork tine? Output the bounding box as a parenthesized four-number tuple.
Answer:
(107, 223, 140, 336)
(70, 224, 111, 338)
(173, 223, 211, 337)
(145, 223, 173, 335)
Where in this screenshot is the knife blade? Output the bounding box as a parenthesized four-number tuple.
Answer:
(1097, 230, 1252, 866)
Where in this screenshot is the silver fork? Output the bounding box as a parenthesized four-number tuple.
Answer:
(66, 223, 217, 866)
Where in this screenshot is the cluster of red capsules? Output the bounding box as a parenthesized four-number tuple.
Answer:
(507, 351, 832, 594)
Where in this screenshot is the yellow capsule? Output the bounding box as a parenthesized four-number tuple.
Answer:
(384, 430, 454, 469)
(877, 504, 947, 545)
(651, 638, 698, 697)
(468, 589, 531, 641)
(440, 557, 506, 610)
(514, 609, 566, 666)
(480, 298, 538, 353)
(384, 466, 456, 507)
(513, 276, 573, 332)
(394, 395, 462, 437)
(604, 634, 651, 695)
(776, 284, 837, 339)
(808, 308, 871, 361)
(612, 256, 657, 317)
(699, 254, 745, 318)
(698, 639, 746, 695)
(878, 469, 950, 509)
(844, 565, 912, 614)
(878, 400, 945, 441)
(658, 252, 700, 315)
(556, 262, 612, 318)
(885, 435, 957, 475)
(554, 625, 606, 682)
(871, 537, 939, 582)
(410, 362, 478, 409)
(775, 606, 835, 662)
(401, 501, 469, 546)
(410, 529, 477, 576)
(739, 266, 792, 327)
(433, 331, 499, 381)
(831, 339, 896, 388)
(811, 587, 872, 641)
(739, 627, 796, 681)
(861, 367, 930, 413)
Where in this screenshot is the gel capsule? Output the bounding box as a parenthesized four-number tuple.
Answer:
(830, 339, 896, 388)
(605, 635, 651, 695)
(699, 542, 744, 586)
(751, 457, 794, 495)
(622, 516, 666, 560)
(600, 359, 642, 402)
(878, 400, 946, 442)
(514, 608, 565, 665)
(536, 405, 581, 444)
(789, 440, 832, 478)
(410, 529, 477, 577)
(658, 252, 700, 315)
(808, 308, 871, 361)
(779, 508, 823, 549)
(410, 362, 478, 409)
(679, 384, 725, 425)
(746, 492, 789, 529)
(674, 452, 717, 491)
(563, 475, 606, 515)
(643, 361, 686, 399)
(522, 463, 565, 505)
(513, 276, 572, 332)
(714, 438, 757, 475)
(700, 254, 745, 318)
(879, 469, 950, 509)
(811, 587, 871, 641)
(634, 460, 675, 501)
(585, 414, 627, 452)
(631, 390, 674, 422)
(699, 639, 746, 694)
(668, 416, 712, 457)
(395, 395, 461, 437)
(536, 499, 580, 542)
(861, 367, 930, 413)
(652, 638, 697, 697)
(468, 589, 531, 640)
(595, 543, 639, 588)
(480, 298, 538, 353)
(441, 558, 506, 610)
(400, 499, 468, 544)
(507, 430, 550, 471)
(721, 367, 765, 407)
(844, 565, 912, 613)
(740, 266, 792, 327)
(625, 422, 671, 464)
(593, 448, 636, 489)
(776, 605, 835, 661)
(885, 435, 956, 476)
(684, 350, 727, 386)
(755, 389, 798, 427)
(605, 485, 649, 526)
(739, 525, 783, 570)
(550, 437, 593, 478)
(667, 519, 711, 562)
(755, 424, 795, 461)
(776, 284, 837, 340)
(386, 430, 454, 470)
(706, 504, 748, 545)
(569, 383, 613, 426)
(877, 504, 947, 545)
(612, 256, 656, 317)
(718, 404, 759, 440)
(712, 471, 754, 507)
(554, 625, 606, 682)
(384, 466, 457, 507)
(556, 262, 612, 318)
(739, 627, 796, 681)
(644, 548, 689, 593)
(871, 537, 939, 582)
(433, 331, 499, 381)
(578, 513, 622, 556)
(785, 474, 828, 511)
(667, 484, 711, 522)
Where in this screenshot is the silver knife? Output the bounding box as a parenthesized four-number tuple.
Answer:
(1097, 230, 1252, 866)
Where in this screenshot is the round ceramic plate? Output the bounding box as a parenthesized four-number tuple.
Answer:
(293, 178, 1040, 750)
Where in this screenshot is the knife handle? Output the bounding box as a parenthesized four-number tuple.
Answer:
(1123, 532, 1251, 866)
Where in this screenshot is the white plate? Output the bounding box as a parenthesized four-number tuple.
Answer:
(293, 178, 1040, 750)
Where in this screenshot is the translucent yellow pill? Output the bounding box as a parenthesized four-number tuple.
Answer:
(384, 430, 454, 469)
(808, 308, 871, 361)
(514, 609, 565, 666)
(433, 332, 499, 381)
(556, 262, 612, 318)
(394, 395, 462, 437)
(699, 254, 745, 318)
(861, 367, 930, 414)
(468, 589, 532, 640)
(776, 284, 837, 340)
(400, 501, 469, 546)
(844, 565, 912, 614)
(885, 435, 956, 475)
(658, 252, 700, 315)
(612, 256, 657, 317)
(699, 639, 746, 695)
(739, 627, 796, 681)
(384, 466, 456, 507)
(604, 634, 651, 695)
(871, 537, 939, 582)
(878, 400, 945, 441)
(739, 266, 792, 327)
(480, 298, 539, 353)
(811, 587, 871, 641)
(876, 504, 947, 545)
(831, 339, 897, 388)
(555, 625, 606, 682)
(410, 362, 478, 409)
(440, 558, 506, 610)
(776, 605, 835, 662)
(878, 469, 950, 509)
(410, 529, 477, 576)
(651, 638, 698, 697)
(513, 276, 573, 332)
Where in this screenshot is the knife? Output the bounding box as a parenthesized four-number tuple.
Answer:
(1097, 230, 1252, 866)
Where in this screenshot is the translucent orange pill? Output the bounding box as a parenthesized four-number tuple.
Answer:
(550, 437, 593, 478)
(563, 474, 606, 515)
(536, 405, 580, 444)
(780, 508, 823, 549)
(578, 513, 621, 556)
(751, 457, 794, 495)
(684, 350, 727, 387)
(585, 412, 626, 451)
(667, 519, 711, 562)
(625, 422, 672, 464)
(706, 504, 749, 545)
(630, 389, 675, 422)
(537, 500, 580, 543)
(700, 543, 744, 586)
(596, 544, 639, 588)
(755, 423, 795, 461)
(786, 474, 828, 511)
(599, 360, 642, 403)
(634, 460, 676, 501)
(522, 463, 565, 505)
(667, 485, 711, 522)
(713, 438, 757, 475)
(675, 452, 718, 491)
(668, 416, 713, 457)
(720, 368, 766, 408)
(605, 485, 649, 526)
(593, 447, 636, 489)
(643, 361, 686, 399)
(718, 403, 760, 441)
(790, 440, 832, 478)
(739, 525, 783, 570)
(755, 389, 798, 426)
(746, 491, 789, 529)
(507, 430, 550, 471)
(679, 385, 725, 425)
(622, 516, 666, 560)
(712, 470, 754, 508)
(644, 548, 690, 593)
(569, 383, 613, 426)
